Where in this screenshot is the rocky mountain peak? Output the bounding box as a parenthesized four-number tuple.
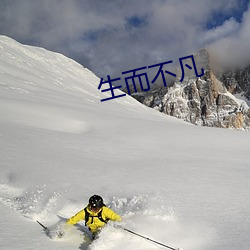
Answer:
(131, 49, 250, 130)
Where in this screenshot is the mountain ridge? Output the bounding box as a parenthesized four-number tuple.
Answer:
(130, 49, 250, 130)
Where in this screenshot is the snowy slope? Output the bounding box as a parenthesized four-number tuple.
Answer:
(0, 36, 250, 250)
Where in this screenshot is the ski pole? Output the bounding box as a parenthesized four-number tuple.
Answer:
(37, 220, 48, 231)
(122, 227, 180, 250)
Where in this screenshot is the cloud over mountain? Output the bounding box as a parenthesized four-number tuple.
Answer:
(0, 0, 249, 77)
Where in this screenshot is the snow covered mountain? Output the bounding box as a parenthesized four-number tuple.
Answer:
(0, 36, 250, 250)
(131, 49, 250, 130)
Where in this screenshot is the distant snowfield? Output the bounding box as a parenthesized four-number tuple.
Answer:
(0, 36, 250, 250)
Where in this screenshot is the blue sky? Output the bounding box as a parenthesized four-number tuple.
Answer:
(206, 0, 249, 28)
(0, 0, 249, 78)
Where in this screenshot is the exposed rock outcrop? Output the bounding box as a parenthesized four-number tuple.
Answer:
(130, 49, 250, 130)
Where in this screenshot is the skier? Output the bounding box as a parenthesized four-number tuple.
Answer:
(66, 194, 121, 239)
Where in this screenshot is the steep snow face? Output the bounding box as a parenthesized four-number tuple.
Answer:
(0, 36, 250, 250)
(0, 35, 147, 132)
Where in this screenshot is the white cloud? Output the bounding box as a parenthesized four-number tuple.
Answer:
(209, 3, 250, 68)
(200, 18, 240, 45)
(0, 0, 249, 77)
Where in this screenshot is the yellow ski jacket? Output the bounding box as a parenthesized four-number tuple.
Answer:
(67, 206, 121, 233)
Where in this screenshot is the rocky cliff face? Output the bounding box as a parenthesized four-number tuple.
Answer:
(131, 49, 250, 130)
(218, 66, 250, 100)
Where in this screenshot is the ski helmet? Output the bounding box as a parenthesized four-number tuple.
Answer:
(89, 195, 104, 210)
